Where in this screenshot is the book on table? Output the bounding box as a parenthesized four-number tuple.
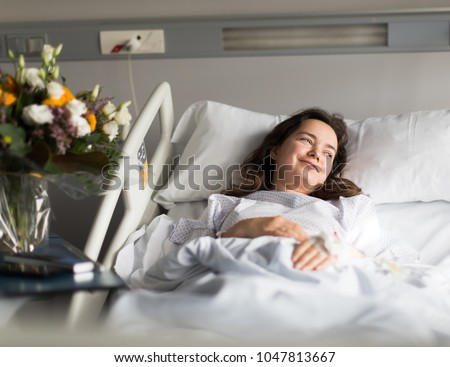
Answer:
(0, 238, 97, 276)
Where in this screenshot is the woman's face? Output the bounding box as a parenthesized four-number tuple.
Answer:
(270, 119, 338, 195)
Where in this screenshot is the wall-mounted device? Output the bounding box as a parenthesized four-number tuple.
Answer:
(99, 30, 165, 55)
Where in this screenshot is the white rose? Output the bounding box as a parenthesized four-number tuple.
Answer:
(24, 68, 45, 90)
(71, 116, 91, 137)
(66, 99, 87, 116)
(22, 104, 53, 125)
(102, 101, 117, 117)
(46, 81, 65, 99)
(41, 44, 55, 64)
(102, 121, 119, 141)
(114, 106, 132, 126)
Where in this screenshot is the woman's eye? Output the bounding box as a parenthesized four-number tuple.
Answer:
(300, 137, 313, 144)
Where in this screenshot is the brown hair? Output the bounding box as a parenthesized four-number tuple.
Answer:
(224, 107, 361, 200)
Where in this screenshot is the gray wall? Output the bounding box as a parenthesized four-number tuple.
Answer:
(41, 51, 450, 249)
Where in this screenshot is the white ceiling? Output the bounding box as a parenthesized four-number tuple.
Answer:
(3, 0, 450, 23)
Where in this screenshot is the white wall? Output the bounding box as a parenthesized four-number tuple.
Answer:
(45, 51, 450, 249)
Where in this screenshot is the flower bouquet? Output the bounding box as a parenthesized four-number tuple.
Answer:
(0, 44, 132, 253)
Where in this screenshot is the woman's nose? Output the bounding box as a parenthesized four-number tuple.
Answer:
(308, 150, 320, 160)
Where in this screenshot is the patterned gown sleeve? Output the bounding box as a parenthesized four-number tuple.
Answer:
(168, 194, 240, 245)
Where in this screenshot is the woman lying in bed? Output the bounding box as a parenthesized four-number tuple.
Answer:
(169, 108, 418, 271)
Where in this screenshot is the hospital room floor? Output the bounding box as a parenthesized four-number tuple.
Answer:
(8, 295, 73, 329)
(1, 293, 158, 346)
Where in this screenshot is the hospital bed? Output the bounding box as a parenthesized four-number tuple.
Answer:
(73, 81, 450, 346)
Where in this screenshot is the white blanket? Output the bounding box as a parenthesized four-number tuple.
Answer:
(108, 230, 450, 346)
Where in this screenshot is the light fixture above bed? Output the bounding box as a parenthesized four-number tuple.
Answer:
(223, 24, 388, 50)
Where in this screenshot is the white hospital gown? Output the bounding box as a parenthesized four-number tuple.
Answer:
(169, 191, 419, 262)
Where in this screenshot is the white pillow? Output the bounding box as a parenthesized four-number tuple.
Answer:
(344, 109, 450, 204)
(153, 101, 283, 209)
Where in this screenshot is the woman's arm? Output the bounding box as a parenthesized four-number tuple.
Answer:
(220, 215, 308, 242)
(222, 215, 364, 271)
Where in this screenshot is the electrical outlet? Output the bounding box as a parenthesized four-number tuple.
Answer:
(6, 34, 47, 56)
(99, 30, 165, 55)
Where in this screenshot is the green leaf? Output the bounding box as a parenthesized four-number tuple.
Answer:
(85, 132, 101, 145)
(13, 92, 35, 121)
(0, 123, 28, 156)
(69, 139, 90, 154)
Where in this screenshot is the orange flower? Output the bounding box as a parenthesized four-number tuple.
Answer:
(42, 85, 75, 107)
(85, 111, 97, 132)
(0, 76, 18, 106)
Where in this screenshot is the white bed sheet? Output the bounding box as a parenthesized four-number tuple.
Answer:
(376, 201, 450, 266)
(110, 229, 450, 346)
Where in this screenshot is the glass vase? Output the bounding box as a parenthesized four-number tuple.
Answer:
(0, 172, 51, 253)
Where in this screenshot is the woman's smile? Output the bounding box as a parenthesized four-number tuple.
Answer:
(299, 159, 321, 172)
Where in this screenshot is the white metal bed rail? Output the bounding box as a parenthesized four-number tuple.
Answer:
(66, 81, 174, 329)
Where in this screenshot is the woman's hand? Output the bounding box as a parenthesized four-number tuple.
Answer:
(292, 239, 365, 271)
(291, 238, 337, 271)
(221, 216, 308, 243)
